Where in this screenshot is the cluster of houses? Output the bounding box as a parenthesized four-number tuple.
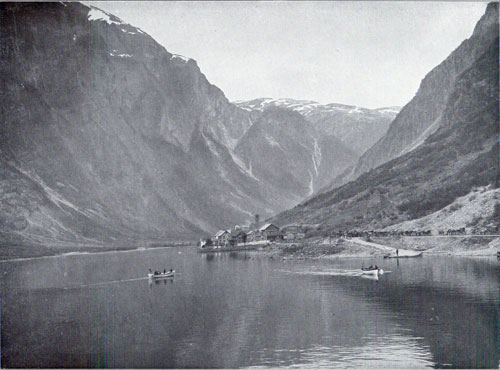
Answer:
(201, 223, 307, 248)
(199, 223, 480, 249)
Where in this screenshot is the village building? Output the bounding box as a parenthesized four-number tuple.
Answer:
(246, 230, 256, 242)
(259, 223, 281, 241)
(281, 224, 305, 240)
(247, 229, 265, 242)
(214, 230, 231, 246)
(231, 229, 248, 245)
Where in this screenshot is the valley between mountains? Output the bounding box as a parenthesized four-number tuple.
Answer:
(0, 2, 498, 258)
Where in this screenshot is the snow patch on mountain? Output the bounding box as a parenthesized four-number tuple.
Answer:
(377, 107, 401, 115)
(120, 28, 137, 35)
(171, 54, 191, 63)
(234, 98, 400, 121)
(110, 52, 132, 58)
(87, 7, 124, 25)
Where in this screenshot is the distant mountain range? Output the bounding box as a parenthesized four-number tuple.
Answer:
(272, 2, 499, 232)
(234, 98, 398, 156)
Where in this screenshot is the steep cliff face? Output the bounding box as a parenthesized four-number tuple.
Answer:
(273, 31, 499, 232)
(0, 2, 272, 244)
(342, 2, 499, 184)
(234, 98, 397, 156)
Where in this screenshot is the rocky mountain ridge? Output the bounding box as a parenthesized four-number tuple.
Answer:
(338, 2, 499, 186)
(0, 2, 372, 249)
(234, 98, 398, 156)
(272, 10, 499, 235)
(0, 2, 267, 246)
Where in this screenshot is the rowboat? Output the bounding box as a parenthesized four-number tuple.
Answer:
(148, 270, 175, 279)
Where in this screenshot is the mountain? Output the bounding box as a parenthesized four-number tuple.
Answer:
(338, 2, 499, 185)
(272, 7, 499, 232)
(0, 2, 281, 246)
(234, 98, 398, 156)
(234, 107, 358, 200)
(0, 2, 375, 249)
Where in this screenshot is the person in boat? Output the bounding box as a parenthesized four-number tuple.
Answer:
(164, 269, 166, 274)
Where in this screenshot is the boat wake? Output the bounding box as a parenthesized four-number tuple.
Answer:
(278, 268, 364, 277)
(64, 276, 150, 290)
(278, 268, 391, 278)
(76, 272, 183, 289)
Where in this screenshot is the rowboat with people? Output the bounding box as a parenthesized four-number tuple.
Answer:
(148, 269, 175, 279)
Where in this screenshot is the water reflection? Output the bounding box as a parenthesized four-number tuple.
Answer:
(1, 247, 498, 368)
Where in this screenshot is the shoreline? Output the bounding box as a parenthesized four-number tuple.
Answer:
(0, 242, 194, 263)
(1, 235, 498, 262)
(259, 235, 500, 260)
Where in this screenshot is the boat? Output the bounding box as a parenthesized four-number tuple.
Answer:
(384, 251, 423, 259)
(148, 270, 175, 279)
(361, 274, 379, 281)
(361, 267, 384, 275)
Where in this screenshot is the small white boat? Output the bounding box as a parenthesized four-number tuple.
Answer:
(148, 270, 175, 279)
(361, 274, 379, 281)
(361, 267, 384, 276)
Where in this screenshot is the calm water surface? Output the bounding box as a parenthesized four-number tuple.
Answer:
(1, 246, 499, 368)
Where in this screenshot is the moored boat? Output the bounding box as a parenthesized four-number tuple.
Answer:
(384, 252, 423, 259)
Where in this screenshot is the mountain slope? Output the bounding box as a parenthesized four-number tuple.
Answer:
(234, 107, 358, 200)
(0, 2, 280, 245)
(340, 2, 499, 185)
(272, 30, 499, 232)
(0, 2, 382, 248)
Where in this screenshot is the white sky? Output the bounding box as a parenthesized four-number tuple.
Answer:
(89, 1, 487, 109)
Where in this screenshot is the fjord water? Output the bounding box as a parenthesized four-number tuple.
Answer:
(1, 247, 498, 368)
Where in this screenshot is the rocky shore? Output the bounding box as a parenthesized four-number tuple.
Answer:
(261, 235, 500, 259)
